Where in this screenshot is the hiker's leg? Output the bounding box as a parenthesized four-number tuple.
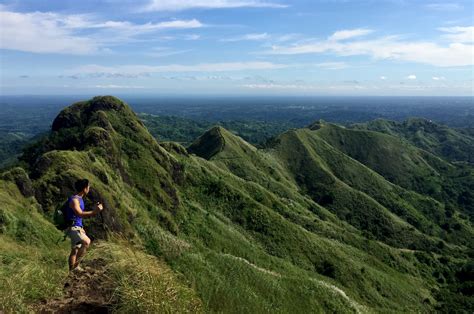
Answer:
(69, 248, 79, 270)
(75, 234, 91, 263)
(68, 227, 83, 270)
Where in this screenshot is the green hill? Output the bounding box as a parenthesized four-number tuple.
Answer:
(353, 118, 474, 164)
(1, 96, 473, 313)
(318, 120, 474, 223)
(0, 132, 30, 168)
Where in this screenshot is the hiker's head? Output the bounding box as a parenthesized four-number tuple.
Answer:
(74, 179, 90, 195)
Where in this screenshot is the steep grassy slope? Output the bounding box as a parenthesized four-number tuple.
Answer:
(353, 118, 474, 164)
(348, 118, 474, 223)
(190, 123, 472, 249)
(0, 178, 201, 313)
(8, 96, 376, 312)
(313, 122, 474, 233)
(0, 179, 67, 312)
(188, 126, 296, 196)
(1, 96, 473, 312)
(186, 118, 473, 311)
(271, 128, 434, 247)
(169, 153, 437, 312)
(314, 122, 449, 194)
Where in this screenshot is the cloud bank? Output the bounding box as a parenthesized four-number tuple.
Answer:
(142, 0, 288, 11)
(267, 28, 474, 67)
(71, 62, 287, 76)
(0, 8, 203, 54)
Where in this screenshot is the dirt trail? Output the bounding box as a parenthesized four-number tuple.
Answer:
(34, 258, 115, 313)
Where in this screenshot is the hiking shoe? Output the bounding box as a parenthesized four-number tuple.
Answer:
(71, 265, 85, 273)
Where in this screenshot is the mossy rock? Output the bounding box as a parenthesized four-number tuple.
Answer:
(84, 126, 113, 147)
(1, 167, 34, 197)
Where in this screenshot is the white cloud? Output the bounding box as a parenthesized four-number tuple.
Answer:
(71, 61, 287, 75)
(314, 62, 348, 70)
(425, 3, 463, 11)
(85, 19, 204, 43)
(0, 10, 100, 54)
(267, 29, 474, 67)
(161, 75, 236, 81)
(243, 83, 312, 90)
(145, 47, 193, 57)
(242, 80, 474, 95)
(406, 74, 417, 80)
(438, 26, 474, 43)
(62, 17, 204, 33)
(222, 33, 269, 42)
(184, 34, 201, 40)
(275, 33, 301, 42)
(380, 76, 387, 80)
(92, 85, 146, 89)
(242, 82, 369, 91)
(0, 8, 203, 54)
(142, 0, 288, 11)
(148, 19, 203, 30)
(432, 76, 446, 80)
(328, 28, 373, 41)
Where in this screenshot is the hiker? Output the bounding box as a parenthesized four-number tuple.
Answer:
(67, 179, 104, 271)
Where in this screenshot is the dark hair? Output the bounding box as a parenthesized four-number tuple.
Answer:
(74, 179, 89, 192)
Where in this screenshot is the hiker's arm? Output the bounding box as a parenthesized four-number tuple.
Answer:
(70, 199, 103, 218)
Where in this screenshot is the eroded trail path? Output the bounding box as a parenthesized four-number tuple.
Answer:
(34, 258, 114, 313)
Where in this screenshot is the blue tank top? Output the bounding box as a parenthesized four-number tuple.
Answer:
(67, 195, 84, 227)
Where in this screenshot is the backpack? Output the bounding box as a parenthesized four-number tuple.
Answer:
(53, 200, 73, 230)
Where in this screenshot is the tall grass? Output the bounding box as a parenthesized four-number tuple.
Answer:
(0, 180, 68, 312)
(89, 242, 203, 313)
(0, 237, 68, 313)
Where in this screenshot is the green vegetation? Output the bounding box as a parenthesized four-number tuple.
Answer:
(0, 132, 31, 168)
(0, 180, 68, 312)
(353, 118, 474, 164)
(317, 121, 474, 224)
(1, 96, 473, 312)
(92, 242, 203, 313)
(140, 113, 295, 147)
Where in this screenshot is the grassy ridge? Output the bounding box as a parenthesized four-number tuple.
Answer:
(1, 96, 473, 312)
(312, 122, 473, 246)
(208, 126, 437, 249)
(352, 118, 474, 164)
(0, 180, 68, 312)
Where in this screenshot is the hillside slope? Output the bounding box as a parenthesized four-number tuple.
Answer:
(352, 118, 474, 164)
(1, 96, 473, 313)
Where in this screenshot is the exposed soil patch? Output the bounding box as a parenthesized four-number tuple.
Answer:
(33, 258, 115, 313)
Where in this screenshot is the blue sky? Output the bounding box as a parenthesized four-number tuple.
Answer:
(0, 0, 473, 95)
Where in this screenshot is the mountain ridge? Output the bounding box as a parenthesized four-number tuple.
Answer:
(1, 96, 473, 312)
